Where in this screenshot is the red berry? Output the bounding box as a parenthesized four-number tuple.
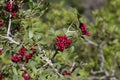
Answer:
(0, 49, 3, 55)
(25, 53, 32, 60)
(22, 71, 31, 80)
(6, 1, 18, 18)
(62, 71, 71, 76)
(0, 21, 4, 27)
(19, 46, 26, 54)
(0, 73, 4, 79)
(11, 54, 22, 63)
(6, 2, 12, 12)
(56, 35, 72, 51)
(79, 23, 90, 36)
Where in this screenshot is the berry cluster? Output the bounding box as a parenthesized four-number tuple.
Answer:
(6, 0, 19, 18)
(56, 35, 72, 51)
(11, 46, 32, 63)
(79, 23, 90, 36)
(11, 45, 36, 80)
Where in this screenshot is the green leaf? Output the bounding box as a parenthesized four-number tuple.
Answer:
(12, 67, 18, 75)
(12, 74, 19, 80)
(29, 30, 33, 38)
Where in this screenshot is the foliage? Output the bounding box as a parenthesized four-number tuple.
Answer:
(0, 0, 120, 80)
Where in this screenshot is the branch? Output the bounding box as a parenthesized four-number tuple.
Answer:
(111, 52, 118, 76)
(7, 0, 13, 37)
(51, 49, 58, 60)
(65, 22, 76, 35)
(88, 76, 106, 80)
(38, 45, 63, 77)
(90, 69, 104, 75)
(98, 42, 105, 70)
(90, 41, 118, 80)
(0, 35, 20, 45)
(69, 62, 76, 72)
(84, 38, 98, 46)
(90, 42, 109, 76)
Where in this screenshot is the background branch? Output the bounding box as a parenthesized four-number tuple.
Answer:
(90, 41, 118, 80)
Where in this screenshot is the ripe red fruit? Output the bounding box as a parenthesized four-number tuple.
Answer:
(6, 2, 12, 12)
(62, 71, 71, 76)
(6, 1, 19, 18)
(11, 54, 22, 63)
(22, 71, 31, 80)
(25, 53, 32, 60)
(0, 21, 4, 27)
(56, 35, 72, 51)
(0, 73, 4, 79)
(19, 46, 26, 56)
(0, 49, 3, 55)
(79, 23, 90, 36)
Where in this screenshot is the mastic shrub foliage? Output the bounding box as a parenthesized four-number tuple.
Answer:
(0, 0, 120, 80)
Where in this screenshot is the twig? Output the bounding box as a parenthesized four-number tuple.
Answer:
(43, 63, 49, 67)
(38, 45, 63, 77)
(0, 35, 19, 45)
(7, 0, 13, 37)
(65, 22, 76, 35)
(90, 42, 108, 77)
(90, 69, 104, 75)
(38, 0, 44, 6)
(90, 42, 105, 75)
(51, 49, 58, 60)
(111, 52, 118, 76)
(84, 38, 98, 46)
(69, 62, 76, 72)
(90, 42, 108, 76)
(90, 41, 118, 80)
(98, 42, 105, 70)
(88, 76, 106, 80)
